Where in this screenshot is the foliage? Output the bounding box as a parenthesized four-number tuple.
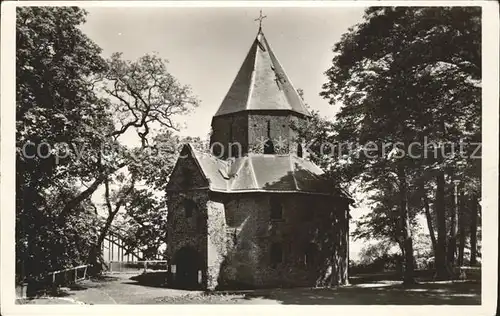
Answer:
(351, 241, 403, 274)
(117, 134, 208, 258)
(117, 188, 168, 259)
(313, 7, 481, 282)
(15, 185, 101, 282)
(16, 7, 108, 282)
(96, 52, 199, 145)
(16, 7, 199, 284)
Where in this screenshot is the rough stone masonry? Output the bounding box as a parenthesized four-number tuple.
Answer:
(166, 27, 352, 290)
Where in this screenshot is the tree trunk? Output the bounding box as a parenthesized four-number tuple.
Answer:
(396, 239, 406, 276)
(57, 162, 127, 222)
(434, 170, 449, 279)
(88, 209, 119, 274)
(470, 194, 478, 265)
(397, 165, 415, 285)
(458, 190, 466, 266)
(87, 179, 135, 274)
(447, 181, 459, 267)
(422, 191, 437, 255)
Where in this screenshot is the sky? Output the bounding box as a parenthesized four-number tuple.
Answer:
(79, 6, 379, 259)
(79, 7, 366, 139)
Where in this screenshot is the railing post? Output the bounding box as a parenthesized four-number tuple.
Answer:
(111, 235, 114, 261)
(51, 272, 57, 294)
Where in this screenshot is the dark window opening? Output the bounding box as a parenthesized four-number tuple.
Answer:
(297, 143, 303, 157)
(270, 242, 283, 267)
(230, 143, 241, 158)
(183, 199, 195, 218)
(304, 243, 317, 268)
(264, 139, 275, 154)
(211, 144, 222, 157)
(270, 197, 283, 220)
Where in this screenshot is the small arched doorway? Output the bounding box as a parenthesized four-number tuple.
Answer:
(264, 139, 275, 154)
(173, 246, 202, 289)
(297, 143, 303, 157)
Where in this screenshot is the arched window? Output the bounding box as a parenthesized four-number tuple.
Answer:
(297, 143, 303, 157)
(264, 120, 275, 154)
(264, 139, 275, 154)
(183, 199, 195, 218)
(230, 143, 241, 158)
(211, 144, 222, 157)
(270, 242, 283, 267)
(304, 243, 317, 268)
(270, 196, 283, 220)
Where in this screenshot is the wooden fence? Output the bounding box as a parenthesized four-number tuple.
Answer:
(49, 264, 89, 287)
(106, 260, 169, 273)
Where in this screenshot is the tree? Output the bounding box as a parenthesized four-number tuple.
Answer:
(16, 7, 108, 292)
(81, 51, 199, 270)
(87, 172, 136, 273)
(117, 189, 168, 260)
(86, 131, 208, 270)
(57, 51, 199, 222)
(353, 177, 421, 255)
(113, 134, 209, 260)
(320, 7, 481, 283)
(16, 7, 199, 290)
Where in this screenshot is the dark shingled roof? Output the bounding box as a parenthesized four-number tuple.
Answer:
(184, 145, 346, 197)
(214, 30, 310, 117)
(190, 149, 229, 191)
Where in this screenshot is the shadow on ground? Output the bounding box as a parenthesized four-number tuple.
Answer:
(118, 270, 482, 305)
(17, 271, 481, 305)
(127, 272, 169, 288)
(232, 280, 481, 305)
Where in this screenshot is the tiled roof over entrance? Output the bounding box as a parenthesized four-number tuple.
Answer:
(183, 144, 346, 197)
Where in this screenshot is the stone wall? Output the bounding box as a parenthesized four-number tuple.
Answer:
(210, 113, 248, 158)
(210, 111, 306, 157)
(247, 112, 301, 155)
(214, 192, 349, 289)
(206, 196, 227, 290)
(166, 188, 349, 289)
(166, 190, 209, 286)
(166, 145, 349, 289)
(166, 145, 208, 191)
(312, 198, 350, 287)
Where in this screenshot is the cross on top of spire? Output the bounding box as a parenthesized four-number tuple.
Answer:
(254, 10, 267, 32)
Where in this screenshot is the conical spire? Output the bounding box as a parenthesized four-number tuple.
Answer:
(214, 30, 310, 117)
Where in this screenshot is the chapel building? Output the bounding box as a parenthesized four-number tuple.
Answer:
(166, 25, 352, 290)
